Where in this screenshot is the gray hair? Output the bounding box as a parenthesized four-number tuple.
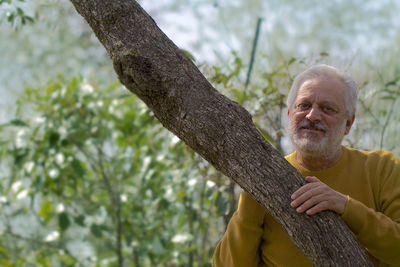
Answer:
(287, 64, 358, 118)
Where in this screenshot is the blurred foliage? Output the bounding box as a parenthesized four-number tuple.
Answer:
(0, 0, 114, 122)
(0, 0, 33, 27)
(352, 74, 400, 153)
(0, 76, 237, 266)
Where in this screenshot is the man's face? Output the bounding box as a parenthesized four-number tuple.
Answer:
(288, 76, 354, 157)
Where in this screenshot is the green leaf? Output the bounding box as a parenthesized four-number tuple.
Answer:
(181, 49, 196, 62)
(74, 215, 85, 227)
(158, 198, 170, 209)
(14, 148, 29, 165)
(60, 139, 69, 146)
(24, 16, 34, 23)
(17, 8, 24, 16)
(39, 201, 53, 221)
(178, 245, 199, 253)
(57, 254, 76, 265)
(35, 251, 51, 267)
(0, 246, 10, 260)
(380, 95, 395, 101)
(90, 224, 103, 238)
(59, 212, 70, 231)
(9, 119, 29, 127)
(71, 159, 84, 176)
(258, 127, 275, 143)
(288, 57, 296, 65)
(48, 131, 60, 147)
(0, 260, 12, 267)
(7, 13, 14, 22)
(176, 190, 186, 200)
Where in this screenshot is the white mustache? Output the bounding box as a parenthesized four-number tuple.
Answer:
(297, 120, 327, 132)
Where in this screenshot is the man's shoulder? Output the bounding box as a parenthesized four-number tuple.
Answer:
(344, 146, 399, 165)
(284, 151, 297, 167)
(284, 151, 296, 160)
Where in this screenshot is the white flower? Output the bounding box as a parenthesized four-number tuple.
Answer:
(49, 168, 59, 179)
(56, 204, 65, 213)
(44, 231, 59, 242)
(171, 233, 191, 243)
(143, 156, 151, 168)
(188, 178, 197, 187)
(25, 161, 35, 173)
(16, 189, 29, 200)
(58, 126, 67, 136)
(35, 116, 46, 124)
(56, 153, 65, 164)
(120, 194, 127, 203)
(146, 189, 152, 198)
(171, 136, 180, 145)
(11, 181, 22, 192)
(206, 180, 216, 188)
(81, 83, 94, 94)
(15, 129, 27, 148)
(156, 154, 165, 161)
(165, 187, 173, 199)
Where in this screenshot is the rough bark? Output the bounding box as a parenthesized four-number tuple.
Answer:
(70, 1, 372, 266)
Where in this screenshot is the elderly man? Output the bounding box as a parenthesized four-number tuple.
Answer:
(213, 64, 400, 266)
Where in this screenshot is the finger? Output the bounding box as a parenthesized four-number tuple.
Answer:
(304, 201, 330, 215)
(291, 183, 317, 200)
(291, 182, 323, 202)
(305, 176, 320, 183)
(293, 192, 326, 213)
(291, 176, 320, 200)
(291, 184, 325, 208)
(297, 190, 347, 214)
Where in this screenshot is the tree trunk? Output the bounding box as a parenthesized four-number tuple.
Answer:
(69, 1, 372, 265)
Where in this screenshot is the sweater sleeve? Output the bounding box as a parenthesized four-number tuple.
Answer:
(341, 152, 400, 266)
(213, 192, 266, 267)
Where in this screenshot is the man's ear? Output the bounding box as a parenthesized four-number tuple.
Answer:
(344, 115, 355, 135)
(287, 109, 290, 116)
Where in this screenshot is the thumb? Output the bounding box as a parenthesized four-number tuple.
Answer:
(305, 176, 320, 183)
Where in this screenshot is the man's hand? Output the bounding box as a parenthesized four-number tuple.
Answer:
(290, 176, 348, 215)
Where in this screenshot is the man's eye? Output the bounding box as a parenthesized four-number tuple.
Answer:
(323, 106, 337, 113)
(297, 103, 309, 110)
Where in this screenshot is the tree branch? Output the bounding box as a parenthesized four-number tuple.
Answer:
(69, 0, 372, 265)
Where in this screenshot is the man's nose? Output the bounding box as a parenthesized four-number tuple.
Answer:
(305, 106, 321, 122)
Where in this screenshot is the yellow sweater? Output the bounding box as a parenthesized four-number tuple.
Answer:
(213, 147, 400, 266)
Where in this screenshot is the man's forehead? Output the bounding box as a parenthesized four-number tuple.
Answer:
(299, 76, 346, 94)
(295, 77, 347, 104)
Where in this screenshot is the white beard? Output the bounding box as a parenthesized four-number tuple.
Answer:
(288, 118, 346, 159)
